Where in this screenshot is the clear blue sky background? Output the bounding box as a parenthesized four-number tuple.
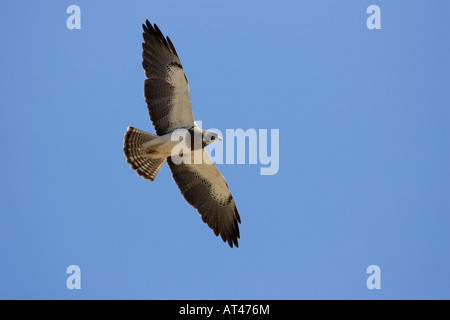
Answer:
(0, 0, 449, 299)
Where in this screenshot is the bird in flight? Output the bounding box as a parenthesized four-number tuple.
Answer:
(123, 20, 241, 248)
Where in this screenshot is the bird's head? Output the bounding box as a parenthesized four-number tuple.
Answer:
(202, 130, 222, 146)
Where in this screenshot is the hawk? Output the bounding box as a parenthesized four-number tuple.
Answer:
(123, 20, 241, 248)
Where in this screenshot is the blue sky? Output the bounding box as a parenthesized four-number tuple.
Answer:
(0, 0, 449, 299)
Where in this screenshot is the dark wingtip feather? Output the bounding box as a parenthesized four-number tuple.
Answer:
(166, 36, 179, 57)
(228, 236, 239, 249)
(224, 221, 240, 248)
(145, 19, 152, 30)
(153, 23, 169, 47)
(235, 207, 241, 224)
(142, 19, 179, 57)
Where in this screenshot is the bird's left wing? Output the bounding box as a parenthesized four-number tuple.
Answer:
(167, 154, 241, 248)
(142, 20, 195, 135)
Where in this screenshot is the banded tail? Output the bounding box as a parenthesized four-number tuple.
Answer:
(123, 126, 166, 181)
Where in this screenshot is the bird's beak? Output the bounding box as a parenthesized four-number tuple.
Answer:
(218, 136, 222, 141)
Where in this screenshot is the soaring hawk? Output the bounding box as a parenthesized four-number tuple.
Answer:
(123, 20, 241, 248)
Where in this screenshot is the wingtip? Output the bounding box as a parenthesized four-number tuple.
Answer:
(225, 232, 240, 249)
(142, 20, 157, 35)
(142, 21, 149, 32)
(145, 19, 152, 30)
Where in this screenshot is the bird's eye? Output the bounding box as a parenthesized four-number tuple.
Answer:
(211, 136, 216, 141)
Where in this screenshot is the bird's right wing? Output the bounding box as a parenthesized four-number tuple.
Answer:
(142, 20, 195, 135)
